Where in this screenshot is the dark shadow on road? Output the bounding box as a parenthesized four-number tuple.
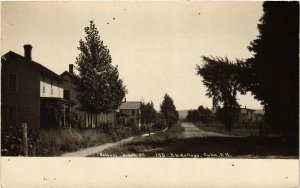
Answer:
(130, 136, 299, 158)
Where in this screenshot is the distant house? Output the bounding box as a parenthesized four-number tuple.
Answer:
(211, 105, 264, 126)
(1, 45, 76, 130)
(253, 109, 265, 123)
(238, 106, 265, 126)
(118, 101, 141, 127)
(60, 64, 116, 128)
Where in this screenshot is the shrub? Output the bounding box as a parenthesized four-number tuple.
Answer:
(1, 128, 39, 156)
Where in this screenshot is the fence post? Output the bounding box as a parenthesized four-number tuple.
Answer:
(21, 123, 28, 156)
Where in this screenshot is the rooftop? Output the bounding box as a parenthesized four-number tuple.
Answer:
(119, 101, 141, 110)
(1, 51, 63, 82)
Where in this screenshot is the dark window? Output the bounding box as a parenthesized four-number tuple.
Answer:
(130, 118, 134, 123)
(8, 107, 17, 127)
(42, 76, 45, 93)
(8, 74, 17, 92)
(132, 110, 135, 116)
(64, 90, 70, 100)
(50, 80, 53, 95)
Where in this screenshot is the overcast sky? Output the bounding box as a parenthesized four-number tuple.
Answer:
(2, 1, 264, 110)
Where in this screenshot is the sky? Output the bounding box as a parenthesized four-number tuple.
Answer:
(1, 1, 264, 111)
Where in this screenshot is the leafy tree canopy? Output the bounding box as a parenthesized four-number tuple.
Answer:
(75, 20, 127, 114)
(245, 2, 299, 136)
(160, 93, 179, 128)
(196, 56, 244, 131)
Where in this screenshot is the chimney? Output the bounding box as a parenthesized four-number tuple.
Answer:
(245, 105, 247, 109)
(69, 64, 74, 74)
(24, 44, 32, 60)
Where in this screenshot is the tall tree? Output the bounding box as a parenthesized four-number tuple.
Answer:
(245, 2, 299, 137)
(160, 94, 179, 129)
(75, 20, 127, 114)
(196, 56, 245, 131)
(141, 101, 156, 135)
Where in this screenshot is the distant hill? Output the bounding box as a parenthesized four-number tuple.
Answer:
(178, 110, 193, 120)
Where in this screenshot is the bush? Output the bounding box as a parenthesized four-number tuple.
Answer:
(1, 128, 39, 156)
(2, 123, 141, 156)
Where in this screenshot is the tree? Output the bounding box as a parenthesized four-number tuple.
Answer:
(74, 20, 127, 114)
(196, 56, 245, 131)
(245, 2, 299, 137)
(160, 94, 179, 129)
(141, 101, 156, 135)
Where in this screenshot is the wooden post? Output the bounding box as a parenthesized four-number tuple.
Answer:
(21, 123, 28, 156)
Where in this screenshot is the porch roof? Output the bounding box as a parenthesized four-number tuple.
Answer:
(41, 97, 77, 106)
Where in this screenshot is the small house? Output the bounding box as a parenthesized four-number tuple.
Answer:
(118, 101, 141, 127)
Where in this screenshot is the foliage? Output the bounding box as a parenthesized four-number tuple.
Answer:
(98, 124, 135, 141)
(244, 2, 299, 137)
(1, 124, 136, 156)
(70, 108, 80, 128)
(186, 105, 212, 123)
(141, 101, 156, 125)
(141, 101, 158, 134)
(153, 113, 167, 131)
(1, 128, 39, 156)
(215, 106, 240, 131)
(40, 100, 64, 129)
(74, 20, 127, 114)
(196, 57, 243, 131)
(160, 94, 179, 129)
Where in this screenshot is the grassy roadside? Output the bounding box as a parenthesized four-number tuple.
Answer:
(1, 125, 136, 156)
(90, 123, 184, 157)
(192, 121, 260, 137)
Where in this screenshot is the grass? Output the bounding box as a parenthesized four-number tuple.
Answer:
(90, 123, 184, 157)
(192, 121, 261, 137)
(35, 129, 113, 156)
(1, 125, 135, 156)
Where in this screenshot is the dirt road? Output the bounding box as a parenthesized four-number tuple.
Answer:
(181, 122, 233, 138)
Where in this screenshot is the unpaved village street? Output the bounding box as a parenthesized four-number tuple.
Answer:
(181, 122, 233, 138)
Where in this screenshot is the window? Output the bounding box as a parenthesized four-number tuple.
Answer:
(132, 110, 135, 116)
(50, 80, 53, 95)
(8, 74, 17, 92)
(42, 76, 46, 93)
(64, 90, 70, 100)
(8, 107, 17, 127)
(58, 83, 60, 97)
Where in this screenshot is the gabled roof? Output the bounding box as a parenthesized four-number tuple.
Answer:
(1, 51, 63, 82)
(119, 102, 141, 110)
(60, 71, 75, 78)
(254, 109, 265, 115)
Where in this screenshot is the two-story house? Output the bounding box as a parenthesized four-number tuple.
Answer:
(238, 106, 265, 126)
(1, 45, 75, 130)
(60, 64, 116, 128)
(118, 101, 141, 127)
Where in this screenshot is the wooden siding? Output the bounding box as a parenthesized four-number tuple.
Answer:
(40, 75, 63, 98)
(120, 109, 141, 127)
(60, 74, 77, 102)
(79, 111, 116, 128)
(1, 60, 40, 129)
